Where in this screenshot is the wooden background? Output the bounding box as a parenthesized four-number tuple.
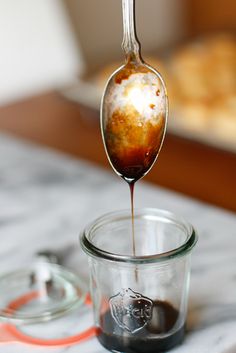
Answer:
(0, 92, 235, 212)
(187, 0, 236, 35)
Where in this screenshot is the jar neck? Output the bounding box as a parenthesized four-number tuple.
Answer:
(81, 208, 197, 264)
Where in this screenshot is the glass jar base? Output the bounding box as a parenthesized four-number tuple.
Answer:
(97, 298, 185, 353)
(98, 325, 185, 353)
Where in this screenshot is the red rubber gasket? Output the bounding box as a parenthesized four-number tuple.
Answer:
(3, 291, 96, 347)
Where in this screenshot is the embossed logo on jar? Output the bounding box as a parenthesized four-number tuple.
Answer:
(109, 288, 153, 333)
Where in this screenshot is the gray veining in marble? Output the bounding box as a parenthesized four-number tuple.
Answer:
(0, 133, 236, 353)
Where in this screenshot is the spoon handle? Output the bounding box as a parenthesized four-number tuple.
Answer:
(122, 0, 141, 61)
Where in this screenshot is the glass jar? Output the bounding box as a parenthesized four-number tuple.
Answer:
(81, 208, 197, 353)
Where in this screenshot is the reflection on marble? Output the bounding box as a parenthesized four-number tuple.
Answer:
(0, 133, 236, 353)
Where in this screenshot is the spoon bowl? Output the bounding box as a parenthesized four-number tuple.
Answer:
(101, 58, 167, 183)
(100, 0, 168, 184)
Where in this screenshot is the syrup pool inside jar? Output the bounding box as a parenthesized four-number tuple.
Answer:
(102, 61, 166, 183)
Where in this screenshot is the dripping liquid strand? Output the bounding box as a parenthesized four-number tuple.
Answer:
(129, 181, 138, 282)
(129, 182, 136, 256)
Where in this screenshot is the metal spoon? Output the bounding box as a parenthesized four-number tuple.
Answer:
(101, 0, 168, 184)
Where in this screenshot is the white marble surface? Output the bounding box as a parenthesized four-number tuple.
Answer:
(0, 133, 236, 353)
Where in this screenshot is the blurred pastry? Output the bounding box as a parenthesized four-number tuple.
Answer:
(169, 33, 236, 148)
(212, 94, 236, 143)
(170, 34, 236, 101)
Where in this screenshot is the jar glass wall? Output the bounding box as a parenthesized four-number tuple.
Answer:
(81, 208, 197, 353)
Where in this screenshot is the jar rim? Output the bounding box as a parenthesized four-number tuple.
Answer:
(80, 208, 197, 264)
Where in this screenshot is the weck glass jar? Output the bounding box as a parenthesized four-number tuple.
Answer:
(81, 208, 197, 353)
